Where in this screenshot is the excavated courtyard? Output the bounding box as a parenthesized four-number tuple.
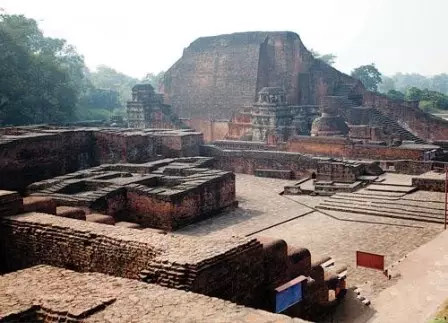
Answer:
(178, 173, 443, 299)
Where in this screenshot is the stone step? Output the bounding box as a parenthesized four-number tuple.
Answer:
(317, 202, 444, 224)
(368, 108, 426, 143)
(323, 198, 443, 216)
(336, 192, 403, 200)
(365, 184, 417, 194)
(328, 195, 444, 211)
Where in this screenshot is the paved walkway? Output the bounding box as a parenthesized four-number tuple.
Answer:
(370, 229, 448, 323)
(179, 174, 441, 295)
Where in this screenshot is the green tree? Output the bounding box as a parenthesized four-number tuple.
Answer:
(386, 89, 405, 101)
(142, 71, 165, 90)
(0, 14, 85, 125)
(351, 64, 382, 92)
(431, 74, 448, 95)
(388, 73, 448, 95)
(405, 87, 423, 101)
(403, 87, 448, 112)
(310, 49, 337, 65)
(88, 65, 139, 106)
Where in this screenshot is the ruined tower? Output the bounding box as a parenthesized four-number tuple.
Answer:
(162, 31, 357, 120)
(251, 87, 292, 142)
(127, 84, 184, 129)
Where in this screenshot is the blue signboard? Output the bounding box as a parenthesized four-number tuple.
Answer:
(275, 280, 303, 313)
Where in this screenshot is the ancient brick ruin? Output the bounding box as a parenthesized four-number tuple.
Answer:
(26, 157, 236, 230)
(3, 30, 448, 323)
(0, 124, 349, 322)
(0, 265, 305, 322)
(161, 31, 448, 147)
(0, 126, 202, 192)
(127, 84, 185, 129)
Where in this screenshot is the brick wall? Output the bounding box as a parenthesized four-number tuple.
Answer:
(286, 136, 426, 160)
(202, 145, 318, 179)
(124, 173, 235, 230)
(0, 128, 204, 192)
(183, 118, 229, 142)
(411, 177, 445, 192)
(363, 92, 448, 141)
(316, 162, 363, 183)
(0, 130, 95, 192)
(153, 132, 203, 157)
(163, 32, 264, 119)
(94, 131, 156, 164)
(0, 213, 265, 305)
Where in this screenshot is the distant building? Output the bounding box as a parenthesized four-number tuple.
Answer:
(127, 84, 184, 129)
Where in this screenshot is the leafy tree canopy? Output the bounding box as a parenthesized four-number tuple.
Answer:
(310, 49, 337, 66)
(351, 63, 382, 92)
(379, 73, 448, 96)
(87, 65, 139, 106)
(0, 14, 85, 125)
(386, 89, 405, 101)
(142, 71, 165, 90)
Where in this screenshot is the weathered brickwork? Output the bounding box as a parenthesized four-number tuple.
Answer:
(411, 172, 446, 192)
(161, 31, 448, 146)
(363, 92, 448, 141)
(152, 130, 203, 157)
(226, 108, 253, 140)
(286, 136, 435, 160)
(0, 190, 23, 217)
(183, 118, 230, 142)
(203, 144, 382, 182)
(127, 83, 186, 130)
(94, 130, 156, 164)
(316, 161, 364, 183)
(0, 265, 305, 322)
(349, 124, 383, 142)
(0, 128, 95, 192)
(163, 31, 356, 120)
(27, 157, 235, 231)
(202, 144, 319, 179)
(0, 213, 264, 305)
(392, 160, 448, 175)
(0, 127, 203, 192)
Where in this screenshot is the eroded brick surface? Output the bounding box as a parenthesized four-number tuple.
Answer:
(0, 212, 264, 305)
(0, 265, 305, 322)
(0, 127, 203, 192)
(27, 157, 235, 230)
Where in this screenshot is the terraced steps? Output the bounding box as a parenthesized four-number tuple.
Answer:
(345, 191, 404, 199)
(329, 195, 444, 211)
(322, 199, 443, 217)
(316, 191, 445, 224)
(368, 108, 426, 144)
(317, 203, 444, 224)
(365, 184, 417, 194)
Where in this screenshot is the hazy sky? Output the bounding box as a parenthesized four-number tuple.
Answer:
(2, 0, 447, 78)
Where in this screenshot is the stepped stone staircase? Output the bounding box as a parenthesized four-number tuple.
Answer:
(367, 107, 426, 143)
(334, 83, 427, 144)
(316, 186, 444, 224)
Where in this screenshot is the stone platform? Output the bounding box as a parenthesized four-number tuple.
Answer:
(0, 265, 304, 322)
(0, 212, 264, 306)
(26, 157, 235, 231)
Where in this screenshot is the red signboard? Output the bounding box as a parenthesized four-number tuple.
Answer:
(356, 251, 384, 271)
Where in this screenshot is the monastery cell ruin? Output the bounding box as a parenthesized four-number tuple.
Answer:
(2, 31, 448, 323)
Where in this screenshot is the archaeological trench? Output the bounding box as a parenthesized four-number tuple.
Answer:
(2, 31, 448, 322)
